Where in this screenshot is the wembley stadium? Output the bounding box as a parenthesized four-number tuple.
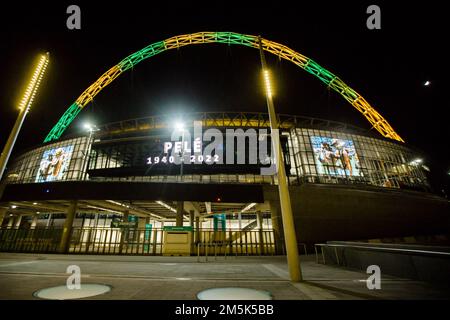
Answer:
(0, 111, 448, 255)
(0, 32, 448, 256)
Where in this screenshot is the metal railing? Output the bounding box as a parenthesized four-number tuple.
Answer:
(0, 227, 62, 253)
(0, 227, 280, 256)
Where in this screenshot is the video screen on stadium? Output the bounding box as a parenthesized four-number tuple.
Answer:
(310, 136, 361, 176)
(35, 145, 74, 182)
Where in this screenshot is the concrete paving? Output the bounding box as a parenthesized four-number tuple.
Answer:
(0, 253, 449, 300)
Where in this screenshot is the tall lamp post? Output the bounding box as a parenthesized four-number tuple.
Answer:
(175, 122, 185, 179)
(175, 122, 185, 226)
(0, 53, 50, 181)
(82, 123, 99, 180)
(258, 37, 303, 282)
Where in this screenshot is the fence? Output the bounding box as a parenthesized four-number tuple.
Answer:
(0, 227, 280, 256)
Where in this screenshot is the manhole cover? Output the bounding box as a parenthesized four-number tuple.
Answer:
(197, 288, 272, 300)
(33, 284, 111, 300)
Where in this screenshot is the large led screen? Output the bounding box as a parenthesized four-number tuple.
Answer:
(310, 136, 361, 176)
(35, 145, 74, 182)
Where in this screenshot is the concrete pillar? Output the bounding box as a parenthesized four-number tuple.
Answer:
(119, 210, 129, 254)
(195, 216, 201, 243)
(189, 210, 195, 227)
(0, 208, 7, 227)
(31, 214, 39, 228)
(238, 212, 242, 230)
(7, 215, 14, 228)
(58, 200, 77, 253)
(46, 213, 52, 227)
(138, 217, 146, 242)
(269, 200, 284, 255)
(257, 211, 265, 255)
(176, 201, 184, 227)
(256, 211, 263, 229)
(14, 214, 23, 228)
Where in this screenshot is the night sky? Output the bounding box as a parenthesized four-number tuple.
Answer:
(0, 1, 448, 193)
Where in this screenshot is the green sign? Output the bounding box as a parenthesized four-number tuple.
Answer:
(111, 218, 137, 228)
(144, 224, 152, 240)
(163, 226, 193, 232)
(214, 213, 226, 231)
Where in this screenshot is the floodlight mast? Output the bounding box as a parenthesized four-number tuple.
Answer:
(258, 37, 303, 282)
(0, 53, 50, 180)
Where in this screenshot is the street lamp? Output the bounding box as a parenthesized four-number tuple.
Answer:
(258, 37, 303, 282)
(174, 121, 186, 227)
(175, 122, 185, 179)
(82, 122, 99, 180)
(0, 53, 50, 180)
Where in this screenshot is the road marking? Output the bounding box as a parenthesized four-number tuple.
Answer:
(0, 261, 39, 267)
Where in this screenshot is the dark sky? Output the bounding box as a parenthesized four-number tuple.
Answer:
(0, 1, 448, 192)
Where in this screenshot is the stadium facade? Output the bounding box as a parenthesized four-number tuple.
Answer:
(0, 112, 448, 255)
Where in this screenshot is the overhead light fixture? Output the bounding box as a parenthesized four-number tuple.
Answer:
(241, 203, 257, 213)
(174, 122, 184, 130)
(11, 205, 17, 209)
(156, 201, 177, 213)
(409, 159, 423, 166)
(424, 80, 431, 86)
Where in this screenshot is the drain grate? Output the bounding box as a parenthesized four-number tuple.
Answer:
(34, 284, 111, 300)
(197, 287, 272, 300)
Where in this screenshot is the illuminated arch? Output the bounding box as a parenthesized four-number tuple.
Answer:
(44, 32, 404, 142)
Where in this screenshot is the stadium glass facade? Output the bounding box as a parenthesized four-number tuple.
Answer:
(3, 114, 429, 192)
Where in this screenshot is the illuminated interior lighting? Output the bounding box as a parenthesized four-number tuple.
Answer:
(86, 205, 122, 214)
(156, 201, 177, 213)
(241, 203, 257, 213)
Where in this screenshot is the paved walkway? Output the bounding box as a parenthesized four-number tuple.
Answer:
(0, 253, 448, 300)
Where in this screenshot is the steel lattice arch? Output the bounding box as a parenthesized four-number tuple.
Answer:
(44, 32, 404, 143)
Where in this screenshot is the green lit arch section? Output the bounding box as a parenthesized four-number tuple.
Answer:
(44, 32, 404, 142)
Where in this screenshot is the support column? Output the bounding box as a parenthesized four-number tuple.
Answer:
(7, 215, 14, 228)
(46, 213, 52, 227)
(31, 214, 39, 228)
(238, 212, 242, 230)
(189, 210, 195, 228)
(195, 216, 201, 243)
(0, 208, 7, 227)
(176, 201, 184, 227)
(189, 210, 195, 250)
(14, 214, 23, 228)
(257, 211, 265, 255)
(58, 200, 77, 253)
(138, 217, 146, 242)
(119, 210, 129, 254)
(269, 200, 284, 255)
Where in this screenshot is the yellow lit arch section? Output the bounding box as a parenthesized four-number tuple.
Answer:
(44, 32, 404, 142)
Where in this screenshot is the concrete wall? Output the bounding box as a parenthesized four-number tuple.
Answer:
(264, 184, 450, 245)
